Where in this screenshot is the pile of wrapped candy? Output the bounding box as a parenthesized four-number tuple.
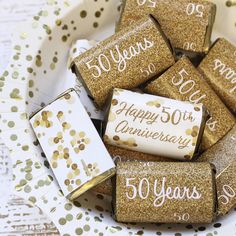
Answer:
(30, 0, 236, 224)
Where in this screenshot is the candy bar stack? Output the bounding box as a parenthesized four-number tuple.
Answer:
(30, 0, 236, 224)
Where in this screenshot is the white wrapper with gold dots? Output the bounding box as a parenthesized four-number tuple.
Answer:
(104, 89, 207, 161)
(30, 89, 115, 200)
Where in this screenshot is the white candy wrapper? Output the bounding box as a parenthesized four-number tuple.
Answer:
(30, 89, 115, 200)
(104, 89, 207, 161)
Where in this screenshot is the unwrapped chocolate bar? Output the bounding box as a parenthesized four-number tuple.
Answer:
(30, 89, 115, 200)
(104, 88, 207, 161)
(145, 56, 235, 150)
(113, 161, 217, 223)
(117, 0, 216, 53)
(199, 38, 236, 113)
(71, 15, 175, 108)
(199, 125, 236, 216)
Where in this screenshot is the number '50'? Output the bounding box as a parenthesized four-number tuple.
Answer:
(86, 54, 111, 79)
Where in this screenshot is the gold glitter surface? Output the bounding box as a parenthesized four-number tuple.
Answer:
(117, 0, 216, 53)
(145, 56, 236, 150)
(93, 144, 173, 196)
(198, 125, 236, 215)
(199, 38, 236, 114)
(199, 125, 236, 173)
(113, 162, 217, 223)
(217, 161, 236, 216)
(72, 16, 175, 108)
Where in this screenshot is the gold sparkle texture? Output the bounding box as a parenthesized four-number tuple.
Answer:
(145, 56, 235, 150)
(71, 16, 175, 108)
(198, 38, 236, 114)
(113, 161, 217, 224)
(117, 0, 216, 53)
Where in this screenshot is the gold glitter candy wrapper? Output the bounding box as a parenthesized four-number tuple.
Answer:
(199, 125, 236, 216)
(71, 15, 175, 108)
(93, 144, 172, 196)
(145, 56, 236, 150)
(117, 0, 216, 53)
(30, 89, 115, 200)
(113, 161, 217, 223)
(104, 88, 207, 161)
(199, 38, 236, 114)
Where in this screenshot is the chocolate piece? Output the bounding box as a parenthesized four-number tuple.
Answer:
(113, 161, 217, 223)
(30, 89, 115, 200)
(145, 56, 235, 150)
(199, 125, 236, 216)
(117, 0, 216, 53)
(72, 15, 175, 108)
(199, 38, 236, 113)
(104, 88, 207, 161)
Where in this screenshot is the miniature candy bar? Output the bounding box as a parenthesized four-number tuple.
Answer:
(199, 38, 236, 113)
(104, 88, 207, 161)
(71, 15, 175, 108)
(30, 89, 115, 200)
(199, 125, 236, 216)
(145, 56, 235, 150)
(117, 0, 216, 53)
(113, 161, 217, 223)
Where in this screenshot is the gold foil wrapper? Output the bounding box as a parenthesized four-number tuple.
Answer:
(117, 0, 216, 53)
(113, 161, 217, 223)
(199, 125, 236, 215)
(199, 38, 236, 114)
(145, 56, 236, 150)
(71, 16, 175, 108)
(93, 144, 171, 195)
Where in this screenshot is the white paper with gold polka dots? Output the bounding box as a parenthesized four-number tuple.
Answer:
(30, 89, 115, 198)
(0, 0, 236, 235)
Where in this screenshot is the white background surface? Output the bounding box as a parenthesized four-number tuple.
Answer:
(0, 1, 59, 235)
(0, 0, 46, 74)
